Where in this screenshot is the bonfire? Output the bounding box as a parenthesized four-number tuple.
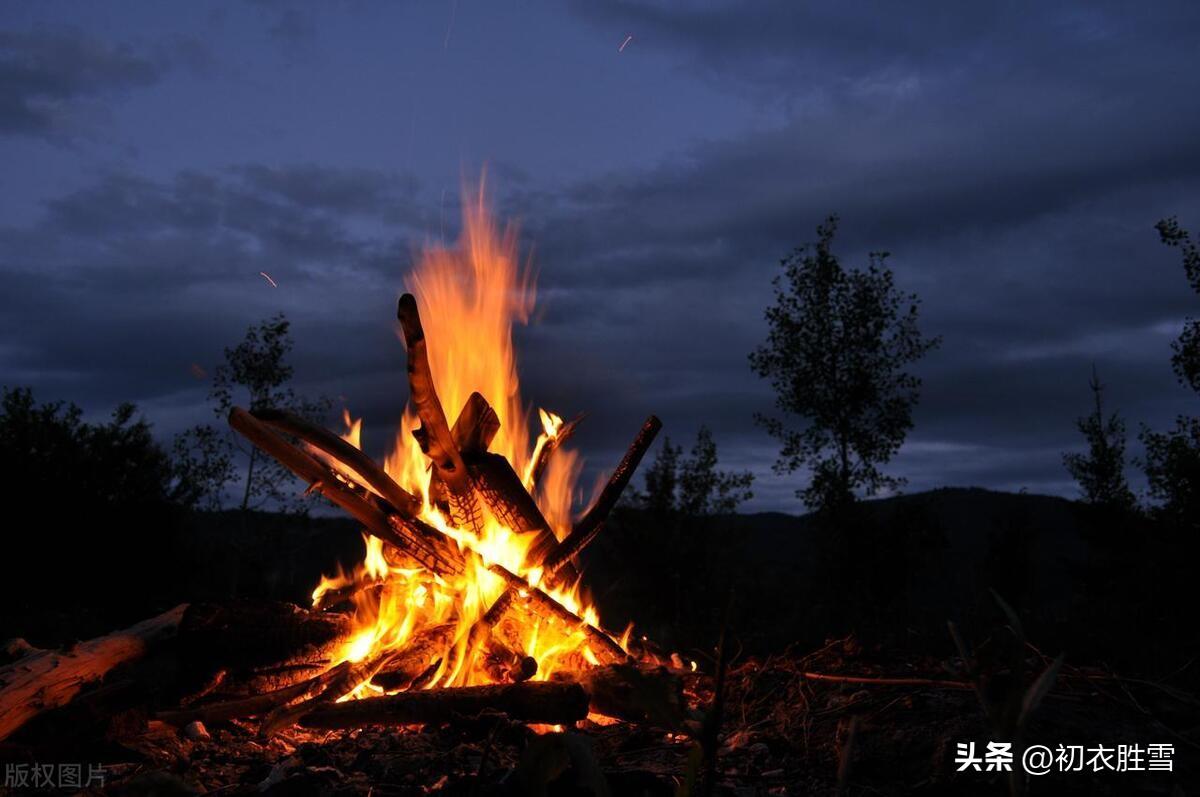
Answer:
(0, 187, 684, 744)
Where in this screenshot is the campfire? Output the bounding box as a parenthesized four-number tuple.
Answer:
(0, 190, 692, 752)
(198, 190, 671, 731)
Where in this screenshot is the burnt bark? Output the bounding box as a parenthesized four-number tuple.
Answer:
(298, 681, 590, 728)
(177, 602, 354, 697)
(397, 294, 484, 533)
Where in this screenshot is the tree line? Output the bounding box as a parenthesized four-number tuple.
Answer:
(2, 215, 1196, 526)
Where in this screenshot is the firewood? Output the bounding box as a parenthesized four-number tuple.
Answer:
(229, 407, 463, 577)
(527, 412, 583, 489)
(251, 407, 421, 517)
(567, 415, 662, 556)
(397, 294, 484, 533)
(429, 391, 500, 510)
(487, 564, 627, 665)
(452, 391, 500, 453)
(158, 659, 355, 726)
(467, 450, 561, 564)
(259, 650, 397, 736)
(0, 604, 187, 742)
(468, 415, 662, 646)
(297, 681, 590, 729)
(554, 663, 690, 727)
(177, 601, 354, 696)
(370, 623, 458, 691)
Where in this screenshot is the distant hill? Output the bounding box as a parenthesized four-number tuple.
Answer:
(1, 486, 1101, 654)
(588, 487, 1099, 652)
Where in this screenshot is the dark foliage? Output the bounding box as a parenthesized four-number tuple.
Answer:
(176, 313, 329, 512)
(1061, 366, 1136, 513)
(749, 216, 939, 512)
(631, 426, 753, 518)
(624, 427, 752, 634)
(1139, 218, 1200, 531)
(0, 387, 184, 641)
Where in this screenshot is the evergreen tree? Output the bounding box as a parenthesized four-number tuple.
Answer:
(1062, 365, 1135, 512)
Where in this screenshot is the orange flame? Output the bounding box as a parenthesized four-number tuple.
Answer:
(312, 182, 625, 693)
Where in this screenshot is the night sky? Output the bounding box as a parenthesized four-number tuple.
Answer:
(3, 1, 1199, 512)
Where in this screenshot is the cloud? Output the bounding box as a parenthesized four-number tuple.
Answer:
(0, 27, 172, 138)
(5, 2, 1200, 510)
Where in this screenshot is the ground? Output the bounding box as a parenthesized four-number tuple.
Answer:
(4, 637, 1195, 796)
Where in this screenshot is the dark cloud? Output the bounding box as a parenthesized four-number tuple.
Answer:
(0, 27, 169, 137)
(3, 3, 1200, 511)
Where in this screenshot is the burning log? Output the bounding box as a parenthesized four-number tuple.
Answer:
(251, 407, 421, 517)
(566, 414, 662, 559)
(487, 564, 627, 665)
(158, 660, 356, 727)
(372, 623, 459, 691)
(397, 293, 484, 533)
(229, 407, 463, 577)
(452, 391, 500, 453)
(468, 450, 561, 564)
(555, 663, 691, 728)
(527, 412, 583, 489)
(465, 415, 662, 652)
(177, 602, 354, 695)
(0, 604, 187, 742)
(429, 392, 501, 510)
(259, 650, 397, 736)
(297, 681, 590, 729)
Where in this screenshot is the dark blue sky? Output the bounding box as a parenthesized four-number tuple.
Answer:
(3, 1, 1199, 512)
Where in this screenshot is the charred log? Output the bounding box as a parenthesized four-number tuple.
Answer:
(467, 450, 561, 564)
(556, 663, 690, 728)
(371, 623, 458, 691)
(298, 681, 590, 729)
(397, 293, 484, 533)
(429, 391, 501, 510)
(158, 660, 355, 727)
(566, 415, 661, 558)
(229, 407, 463, 577)
(527, 412, 583, 489)
(252, 407, 421, 518)
(487, 564, 627, 665)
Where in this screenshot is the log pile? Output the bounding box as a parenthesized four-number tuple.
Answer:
(0, 292, 678, 747)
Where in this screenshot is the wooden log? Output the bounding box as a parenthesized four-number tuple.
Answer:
(429, 391, 501, 519)
(298, 681, 590, 728)
(554, 663, 689, 727)
(158, 660, 354, 726)
(229, 407, 463, 577)
(177, 601, 354, 696)
(252, 407, 421, 517)
(570, 415, 662, 548)
(469, 415, 662, 644)
(259, 650, 396, 736)
(467, 450, 562, 564)
(527, 413, 583, 489)
(452, 391, 500, 453)
(369, 623, 458, 691)
(397, 294, 484, 533)
(487, 565, 627, 665)
(0, 604, 187, 742)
